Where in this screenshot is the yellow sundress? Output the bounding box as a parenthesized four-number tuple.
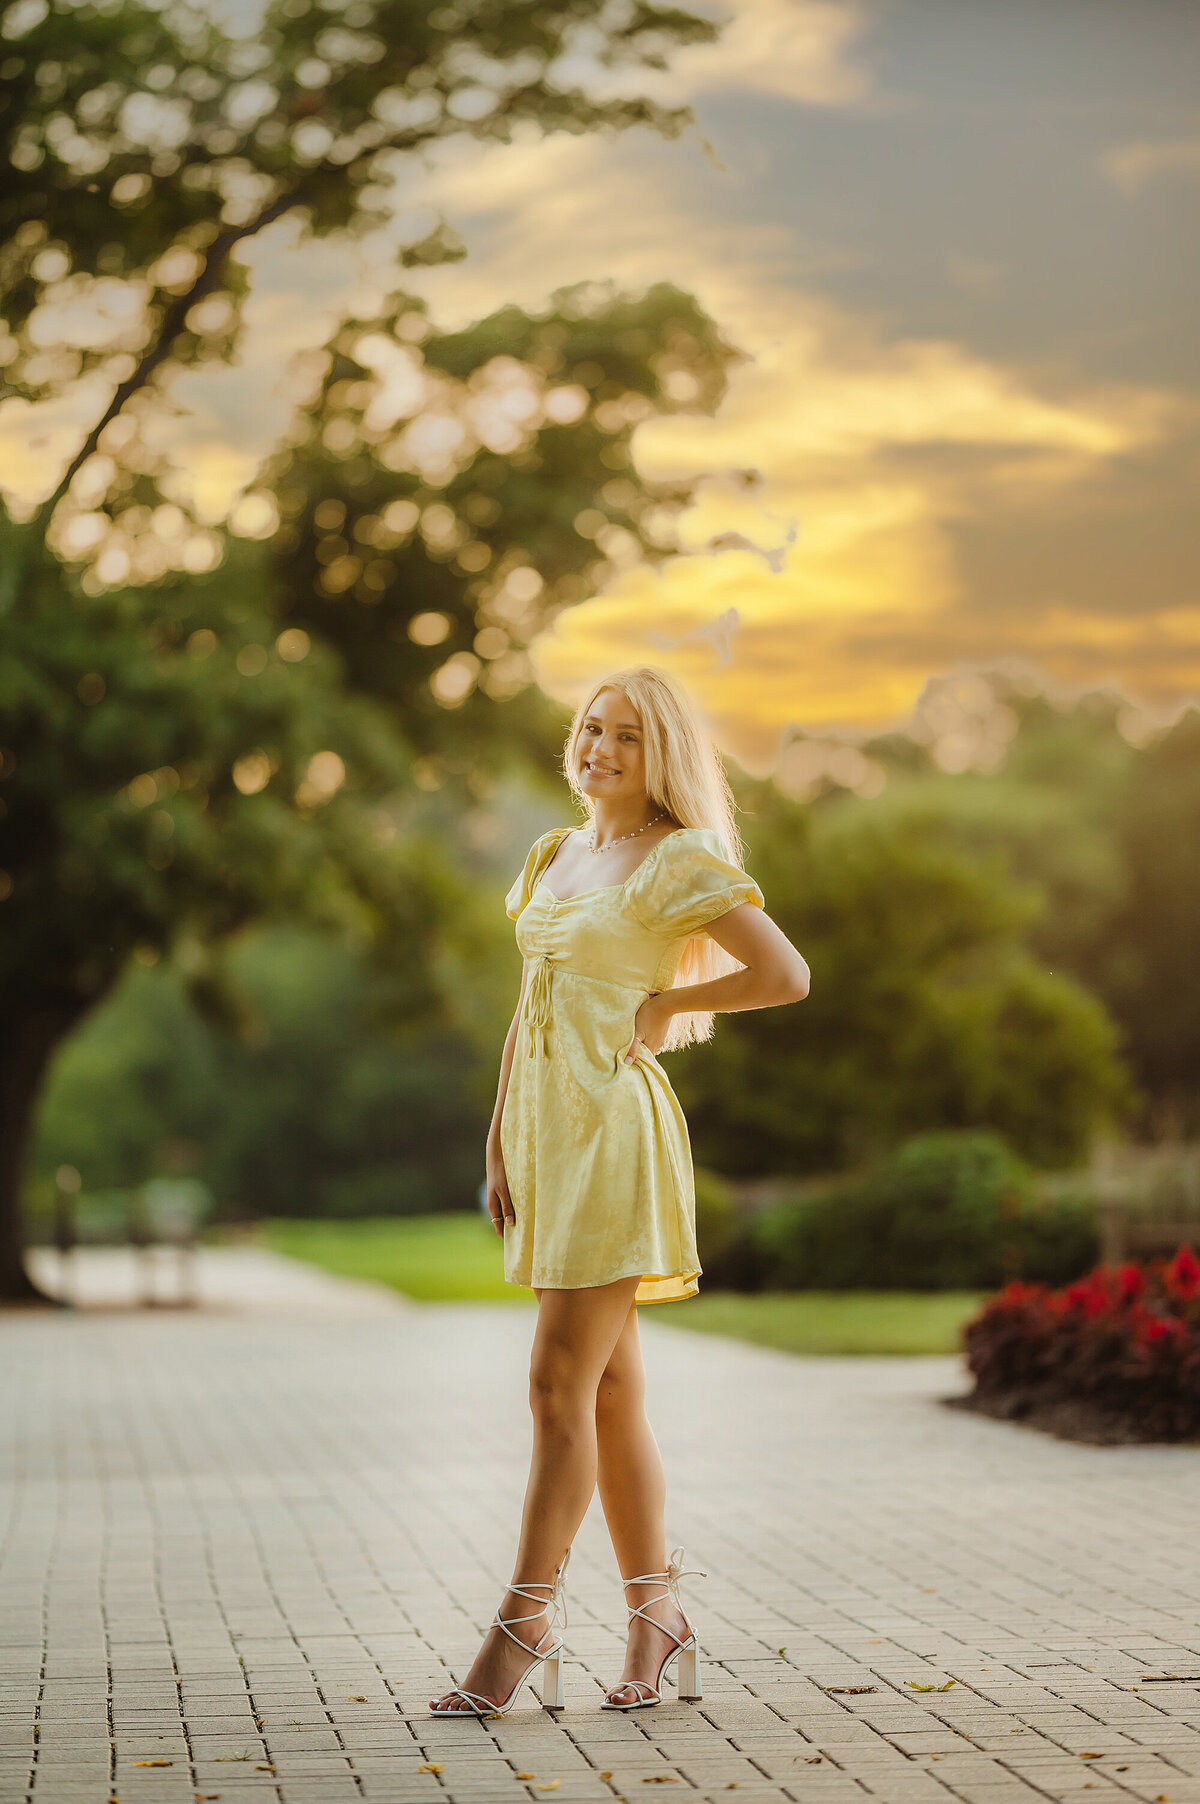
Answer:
(500, 825, 766, 1304)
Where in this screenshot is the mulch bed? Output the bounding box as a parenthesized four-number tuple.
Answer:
(944, 1388, 1200, 1447)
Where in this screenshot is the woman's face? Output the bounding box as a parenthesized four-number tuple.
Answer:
(574, 688, 648, 804)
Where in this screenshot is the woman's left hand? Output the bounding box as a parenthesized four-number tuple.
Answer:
(624, 993, 674, 1065)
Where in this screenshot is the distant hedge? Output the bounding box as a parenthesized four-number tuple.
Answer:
(704, 1130, 1097, 1292)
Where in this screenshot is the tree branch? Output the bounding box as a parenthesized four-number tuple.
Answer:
(28, 124, 442, 544)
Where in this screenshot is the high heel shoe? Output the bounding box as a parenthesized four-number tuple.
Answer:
(428, 1549, 570, 1717)
(601, 1547, 705, 1710)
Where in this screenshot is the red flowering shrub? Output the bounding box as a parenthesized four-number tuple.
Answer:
(963, 1246, 1200, 1441)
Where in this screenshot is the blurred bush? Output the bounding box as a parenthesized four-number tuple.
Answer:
(693, 1165, 738, 1267)
(706, 1130, 1098, 1292)
(962, 1248, 1200, 1441)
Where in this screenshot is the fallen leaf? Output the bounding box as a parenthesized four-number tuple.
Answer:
(1156, 1795, 1170, 1801)
(418, 1765, 444, 1775)
(349, 1695, 367, 1702)
(907, 1679, 955, 1691)
(516, 1775, 534, 1783)
(254, 1767, 274, 1775)
(802, 1756, 823, 1765)
(1117, 1767, 1130, 1773)
(133, 1761, 174, 1768)
(537, 1785, 562, 1794)
(826, 1685, 876, 1694)
(778, 1647, 787, 1657)
(641, 1783, 678, 1788)
(599, 1776, 612, 1785)
(1080, 1753, 1102, 1760)
(195, 1796, 221, 1801)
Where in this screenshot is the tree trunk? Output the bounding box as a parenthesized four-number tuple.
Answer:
(0, 1001, 87, 1303)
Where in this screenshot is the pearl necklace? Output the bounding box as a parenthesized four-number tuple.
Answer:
(587, 811, 667, 854)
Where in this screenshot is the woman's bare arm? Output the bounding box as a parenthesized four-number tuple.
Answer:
(664, 902, 809, 1018)
(623, 904, 807, 1065)
(488, 959, 530, 1145)
(485, 960, 530, 1231)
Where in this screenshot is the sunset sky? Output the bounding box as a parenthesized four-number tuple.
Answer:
(5, 0, 1198, 776)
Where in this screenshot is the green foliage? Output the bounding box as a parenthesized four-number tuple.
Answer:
(264, 280, 736, 771)
(1, 0, 712, 412)
(734, 1131, 1098, 1293)
(1101, 709, 1200, 1122)
(0, 532, 434, 1011)
(678, 789, 1131, 1174)
(692, 1164, 736, 1266)
(821, 685, 1200, 1136)
(33, 922, 494, 1217)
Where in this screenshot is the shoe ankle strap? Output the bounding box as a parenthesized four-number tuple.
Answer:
(622, 1547, 706, 1592)
(620, 1547, 705, 1640)
(495, 1547, 571, 1654)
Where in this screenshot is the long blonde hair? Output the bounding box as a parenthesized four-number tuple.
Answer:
(562, 665, 752, 1053)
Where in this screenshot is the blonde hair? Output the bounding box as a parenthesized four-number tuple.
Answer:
(562, 664, 751, 1053)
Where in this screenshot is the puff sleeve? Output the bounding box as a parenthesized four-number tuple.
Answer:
(504, 830, 563, 920)
(630, 827, 764, 938)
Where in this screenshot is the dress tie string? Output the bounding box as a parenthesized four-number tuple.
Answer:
(525, 954, 556, 1059)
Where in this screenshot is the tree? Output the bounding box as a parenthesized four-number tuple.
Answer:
(1100, 707, 1200, 1131)
(836, 682, 1200, 1135)
(1, 0, 715, 584)
(674, 784, 1133, 1175)
(0, 0, 731, 1296)
(33, 921, 502, 1220)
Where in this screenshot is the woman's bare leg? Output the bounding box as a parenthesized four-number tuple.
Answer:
(430, 1275, 640, 1712)
(595, 1306, 689, 1703)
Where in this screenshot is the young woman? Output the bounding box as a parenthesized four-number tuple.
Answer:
(429, 665, 809, 1717)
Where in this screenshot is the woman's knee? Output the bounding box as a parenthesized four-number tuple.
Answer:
(528, 1347, 593, 1427)
(595, 1350, 645, 1420)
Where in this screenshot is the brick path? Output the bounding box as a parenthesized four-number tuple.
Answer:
(2, 1254, 1200, 1804)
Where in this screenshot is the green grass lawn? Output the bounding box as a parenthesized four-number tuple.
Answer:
(661, 1289, 983, 1357)
(263, 1213, 528, 1302)
(260, 1214, 982, 1354)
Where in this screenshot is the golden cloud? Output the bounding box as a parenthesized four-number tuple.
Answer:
(1101, 137, 1200, 198)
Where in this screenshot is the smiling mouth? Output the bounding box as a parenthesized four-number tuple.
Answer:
(584, 762, 620, 776)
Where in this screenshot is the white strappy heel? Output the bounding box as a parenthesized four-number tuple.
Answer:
(601, 1547, 705, 1710)
(429, 1549, 570, 1717)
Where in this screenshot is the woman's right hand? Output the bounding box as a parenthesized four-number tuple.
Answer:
(485, 1142, 515, 1237)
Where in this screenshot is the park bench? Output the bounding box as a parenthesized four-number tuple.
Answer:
(49, 1170, 214, 1308)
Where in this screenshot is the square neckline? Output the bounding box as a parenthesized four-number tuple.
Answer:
(536, 825, 693, 904)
